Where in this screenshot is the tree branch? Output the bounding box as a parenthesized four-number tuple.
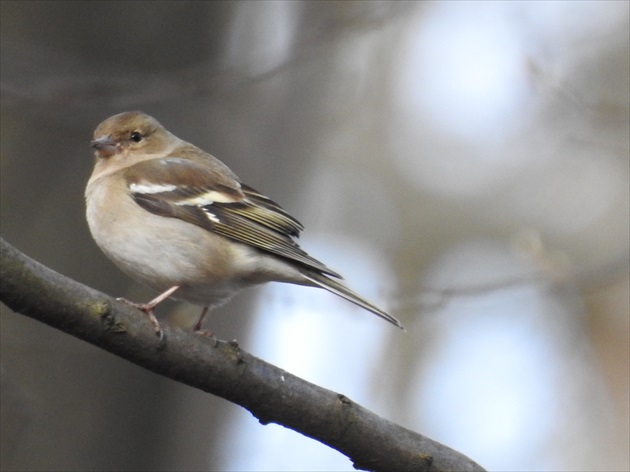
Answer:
(0, 236, 485, 472)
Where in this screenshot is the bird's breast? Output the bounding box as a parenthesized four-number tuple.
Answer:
(86, 177, 249, 306)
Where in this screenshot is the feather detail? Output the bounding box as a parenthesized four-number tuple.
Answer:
(125, 157, 341, 278)
(300, 271, 404, 329)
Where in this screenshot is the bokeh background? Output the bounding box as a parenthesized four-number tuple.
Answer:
(1, 1, 628, 471)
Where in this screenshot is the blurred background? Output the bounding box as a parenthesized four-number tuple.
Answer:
(1, 1, 628, 471)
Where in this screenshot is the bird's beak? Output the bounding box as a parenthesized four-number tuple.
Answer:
(91, 135, 119, 157)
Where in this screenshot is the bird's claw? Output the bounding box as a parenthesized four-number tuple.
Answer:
(116, 297, 164, 341)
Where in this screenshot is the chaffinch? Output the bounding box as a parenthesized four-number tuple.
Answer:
(85, 111, 403, 336)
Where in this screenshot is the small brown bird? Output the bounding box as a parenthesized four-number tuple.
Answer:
(85, 111, 403, 336)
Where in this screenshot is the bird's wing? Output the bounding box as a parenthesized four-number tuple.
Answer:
(124, 157, 341, 278)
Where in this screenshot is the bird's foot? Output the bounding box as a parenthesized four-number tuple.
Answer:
(192, 307, 218, 345)
(192, 306, 209, 332)
(116, 297, 164, 341)
(115, 286, 180, 342)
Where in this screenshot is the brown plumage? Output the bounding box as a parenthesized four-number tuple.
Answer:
(85, 111, 403, 336)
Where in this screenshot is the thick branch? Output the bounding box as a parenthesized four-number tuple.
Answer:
(0, 236, 485, 472)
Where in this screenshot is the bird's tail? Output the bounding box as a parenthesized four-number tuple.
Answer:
(299, 271, 404, 330)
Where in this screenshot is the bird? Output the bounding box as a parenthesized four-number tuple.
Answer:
(85, 111, 403, 337)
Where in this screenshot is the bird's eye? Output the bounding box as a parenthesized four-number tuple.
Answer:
(130, 131, 143, 143)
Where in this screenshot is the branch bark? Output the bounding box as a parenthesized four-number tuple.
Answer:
(0, 236, 485, 472)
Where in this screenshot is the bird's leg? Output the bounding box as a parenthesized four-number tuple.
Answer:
(117, 285, 180, 339)
(193, 306, 210, 332)
(193, 307, 217, 344)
